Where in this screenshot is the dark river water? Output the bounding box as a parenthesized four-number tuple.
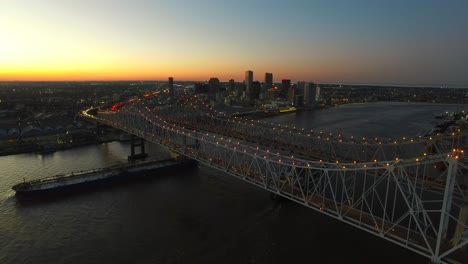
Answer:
(0, 102, 464, 264)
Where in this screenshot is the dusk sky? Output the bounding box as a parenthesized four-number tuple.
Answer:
(1, 0, 467, 86)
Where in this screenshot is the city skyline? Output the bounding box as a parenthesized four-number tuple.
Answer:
(1, 0, 467, 86)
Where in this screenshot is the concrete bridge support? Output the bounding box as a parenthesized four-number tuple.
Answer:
(128, 135, 148, 161)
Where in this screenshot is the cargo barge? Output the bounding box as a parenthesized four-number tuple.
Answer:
(12, 158, 197, 195)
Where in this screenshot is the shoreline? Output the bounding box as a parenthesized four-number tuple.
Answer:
(0, 137, 120, 157)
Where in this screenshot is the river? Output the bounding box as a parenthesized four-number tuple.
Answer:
(0, 102, 464, 263)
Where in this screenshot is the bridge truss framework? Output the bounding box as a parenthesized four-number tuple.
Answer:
(83, 101, 468, 263)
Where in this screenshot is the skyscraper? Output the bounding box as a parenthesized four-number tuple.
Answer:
(208, 77, 221, 103)
(304, 82, 316, 105)
(168, 77, 174, 97)
(296, 81, 305, 94)
(245, 70, 253, 93)
(288, 86, 296, 105)
(208, 78, 220, 94)
(295, 94, 304, 107)
(244, 70, 253, 102)
(229, 79, 235, 91)
(252, 81, 261, 100)
(281, 79, 291, 98)
(316, 85, 321, 101)
(264, 73, 273, 91)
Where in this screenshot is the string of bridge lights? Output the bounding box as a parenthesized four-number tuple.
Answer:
(197, 102, 464, 146)
(99, 103, 462, 170)
(105, 96, 464, 167)
(150, 105, 463, 163)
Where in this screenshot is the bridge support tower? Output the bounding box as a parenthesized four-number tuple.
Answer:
(128, 135, 148, 161)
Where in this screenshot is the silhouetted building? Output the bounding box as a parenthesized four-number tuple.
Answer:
(266, 88, 279, 101)
(316, 85, 321, 101)
(229, 79, 235, 91)
(288, 86, 296, 105)
(252, 81, 261, 100)
(194, 82, 201, 94)
(194, 82, 209, 94)
(295, 95, 304, 107)
(168, 77, 174, 97)
(235, 82, 244, 98)
(296, 81, 305, 95)
(208, 78, 220, 101)
(304, 82, 317, 105)
(264, 73, 273, 91)
(281, 79, 291, 98)
(244, 70, 253, 102)
(245, 70, 253, 93)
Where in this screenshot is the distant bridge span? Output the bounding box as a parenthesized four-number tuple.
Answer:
(82, 100, 468, 263)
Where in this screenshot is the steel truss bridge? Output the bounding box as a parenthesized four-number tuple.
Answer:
(83, 99, 468, 263)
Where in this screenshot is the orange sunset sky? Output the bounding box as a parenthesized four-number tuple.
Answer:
(1, 0, 467, 86)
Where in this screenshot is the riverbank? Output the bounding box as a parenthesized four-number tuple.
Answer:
(228, 105, 325, 119)
(0, 133, 122, 157)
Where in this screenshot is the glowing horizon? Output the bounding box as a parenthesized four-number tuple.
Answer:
(1, 0, 467, 86)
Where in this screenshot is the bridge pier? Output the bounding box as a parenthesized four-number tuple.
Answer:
(96, 122, 108, 137)
(128, 135, 148, 161)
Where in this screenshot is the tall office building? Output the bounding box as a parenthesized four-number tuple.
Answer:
(304, 82, 316, 105)
(229, 79, 235, 91)
(208, 78, 220, 92)
(316, 85, 321, 101)
(252, 81, 261, 100)
(245, 70, 253, 93)
(244, 70, 253, 102)
(288, 86, 296, 105)
(281, 79, 291, 98)
(168, 77, 174, 97)
(296, 81, 305, 94)
(264, 73, 273, 91)
(295, 95, 304, 107)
